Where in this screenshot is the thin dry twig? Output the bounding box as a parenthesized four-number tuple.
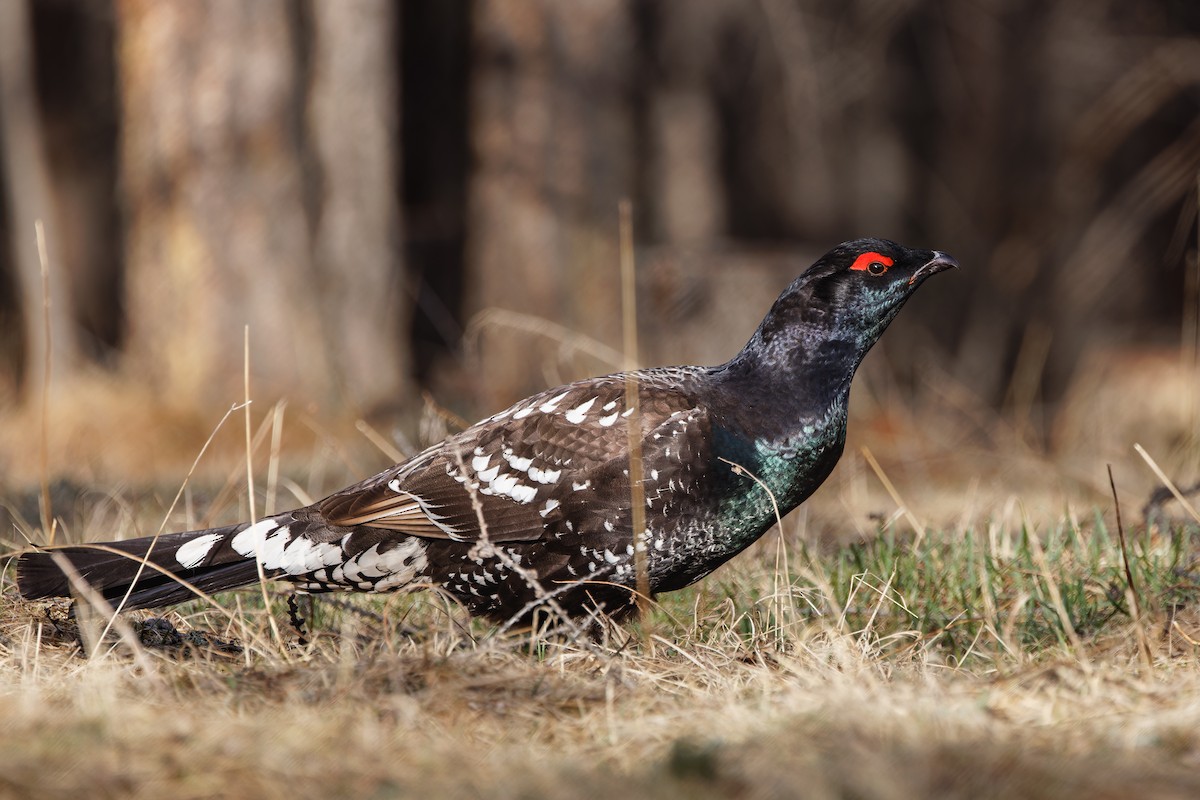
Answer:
(1134, 443, 1200, 526)
(265, 401, 287, 518)
(463, 308, 625, 371)
(355, 418, 407, 463)
(35, 219, 53, 545)
(717, 456, 805, 645)
(861, 446, 926, 543)
(244, 326, 283, 649)
(1108, 465, 1153, 670)
(444, 447, 587, 643)
(619, 200, 651, 619)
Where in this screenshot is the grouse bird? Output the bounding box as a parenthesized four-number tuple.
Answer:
(17, 239, 956, 624)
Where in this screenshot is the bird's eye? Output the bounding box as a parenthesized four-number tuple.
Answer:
(850, 251, 894, 275)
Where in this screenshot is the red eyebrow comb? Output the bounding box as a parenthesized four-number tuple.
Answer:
(850, 252, 893, 271)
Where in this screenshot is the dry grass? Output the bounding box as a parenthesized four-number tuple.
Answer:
(4, 495, 1200, 798)
(2, 634, 1198, 800)
(1, 344, 1199, 799)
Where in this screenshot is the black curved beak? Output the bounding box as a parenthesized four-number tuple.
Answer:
(909, 251, 959, 286)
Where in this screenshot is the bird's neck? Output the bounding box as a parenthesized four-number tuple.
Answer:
(709, 320, 865, 447)
(702, 330, 858, 541)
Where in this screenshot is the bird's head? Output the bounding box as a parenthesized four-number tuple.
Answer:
(800, 238, 958, 346)
(753, 238, 958, 355)
(712, 238, 957, 429)
(728, 238, 958, 384)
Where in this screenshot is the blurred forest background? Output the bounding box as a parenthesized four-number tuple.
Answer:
(0, 0, 1198, 499)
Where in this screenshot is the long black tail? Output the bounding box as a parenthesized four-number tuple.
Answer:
(16, 522, 279, 611)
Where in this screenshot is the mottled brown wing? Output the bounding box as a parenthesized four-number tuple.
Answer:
(316, 373, 703, 543)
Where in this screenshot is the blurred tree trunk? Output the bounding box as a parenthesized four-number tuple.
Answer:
(466, 0, 633, 408)
(644, 1, 725, 247)
(34, 0, 123, 371)
(308, 0, 407, 413)
(0, 0, 78, 396)
(117, 0, 405, 413)
(118, 0, 324, 406)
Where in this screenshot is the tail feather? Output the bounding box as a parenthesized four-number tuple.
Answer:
(16, 523, 275, 611)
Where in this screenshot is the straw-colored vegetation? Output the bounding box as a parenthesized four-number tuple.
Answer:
(3, 373, 1200, 799)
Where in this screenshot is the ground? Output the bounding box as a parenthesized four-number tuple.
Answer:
(2, 352, 1199, 799)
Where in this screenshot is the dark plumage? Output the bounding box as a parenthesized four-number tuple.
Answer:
(17, 239, 956, 624)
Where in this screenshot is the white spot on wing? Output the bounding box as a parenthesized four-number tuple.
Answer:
(230, 519, 281, 558)
(175, 533, 223, 569)
(472, 454, 491, 472)
(479, 469, 539, 504)
(279, 538, 344, 573)
(258, 527, 291, 569)
(490, 472, 518, 495)
(564, 397, 597, 423)
(598, 412, 619, 427)
(539, 390, 571, 413)
(509, 484, 538, 504)
(527, 466, 561, 484)
(513, 405, 534, 420)
(540, 498, 560, 517)
(505, 454, 533, 472)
